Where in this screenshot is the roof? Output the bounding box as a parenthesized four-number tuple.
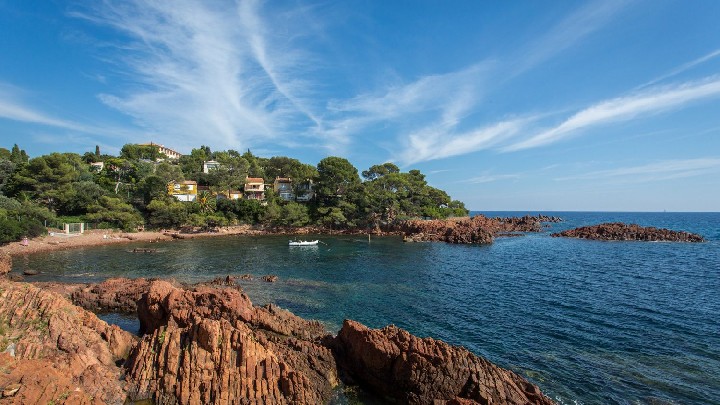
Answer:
(246, 177, 264, 183)
(181, 180, 197, 185)
(274, 177, 292, 183)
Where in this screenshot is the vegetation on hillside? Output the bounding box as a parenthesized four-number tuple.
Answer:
(0, 143, 467, 242)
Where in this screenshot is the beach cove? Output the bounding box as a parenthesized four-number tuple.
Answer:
(3, 211, 719, 404)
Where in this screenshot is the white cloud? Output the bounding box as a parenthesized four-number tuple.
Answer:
(640, 48, 720, 88)
(513, 0, 629, 75)
(461, 173, 522, 184)
(396, 117, 531, 165)
(505, 77, 720, 151)
(0, 84, 87, 131)
(556, 158, 720, 182)
(72, 0, 326, 153)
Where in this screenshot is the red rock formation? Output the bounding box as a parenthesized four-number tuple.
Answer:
(0, 252, 11, 276)
(332, 320, 555, 405)
(0, 279, 136, 404)
(125, 280, 338, 404)
(551, 222, 704, 242)
(71, 277, 160, 314)
(399, 214, 559, 244)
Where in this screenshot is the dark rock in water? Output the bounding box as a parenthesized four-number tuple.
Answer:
(331, 319, 555, 405)
(22, 269, 39, 276)
(551, 222, 704, 242)
(262, 274, 279, 282)
(398, 214, 562, 245)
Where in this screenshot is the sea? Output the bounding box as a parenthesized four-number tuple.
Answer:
(11, 212, 720, 405)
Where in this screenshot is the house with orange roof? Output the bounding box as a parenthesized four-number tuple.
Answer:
(243, 177, 265, 201)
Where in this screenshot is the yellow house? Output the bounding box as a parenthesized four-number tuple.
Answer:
(168, 180, 198, 202)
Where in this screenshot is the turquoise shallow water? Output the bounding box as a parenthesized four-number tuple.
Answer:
(11, 212, 720, 405)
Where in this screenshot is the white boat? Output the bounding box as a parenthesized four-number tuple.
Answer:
(289, 240, 319, 246)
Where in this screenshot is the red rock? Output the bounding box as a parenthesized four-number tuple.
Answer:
(71, 277, 161, 313)
(332, 320, 555, 405)
(0, 279, 136, 404)
(551, 222, 704, 242)
(399, 215, 558, 244)
(0, 252, 10, 276)
(126, 280, 338, 404)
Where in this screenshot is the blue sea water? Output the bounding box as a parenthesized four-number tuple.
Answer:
(11, 212, 720, 405)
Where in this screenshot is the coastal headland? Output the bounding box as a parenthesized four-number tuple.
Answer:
(0, 250, 555, 404)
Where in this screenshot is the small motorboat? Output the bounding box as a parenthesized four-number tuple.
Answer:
(289, 240, 319, 246)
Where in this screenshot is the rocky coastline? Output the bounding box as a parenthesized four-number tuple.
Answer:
(400, 214, 562, 244)
(551, 222, 704, 242)
(1, 214, 563, 258)
(0, 252, 554, 404)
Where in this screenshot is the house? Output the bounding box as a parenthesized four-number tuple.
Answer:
(295, 180, 315, 202)
(203, 160, 221, 173)
(273, 177, 294, 201)
(244, 177, 265, 201)
(89, 161, 105, 172)
(140, 142, 183, 160)
(168, 180, 198, 202)
(227, 190, 243, 200)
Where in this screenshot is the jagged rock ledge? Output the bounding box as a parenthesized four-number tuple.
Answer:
(551, 222, 704, 242)
(400, 214, 562, 244)
(0, 270, 556, 404)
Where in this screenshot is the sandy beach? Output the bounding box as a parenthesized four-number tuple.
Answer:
(0, 226, 268, 257)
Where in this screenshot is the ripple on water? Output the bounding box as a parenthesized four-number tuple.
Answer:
(11, 213, 720, 405)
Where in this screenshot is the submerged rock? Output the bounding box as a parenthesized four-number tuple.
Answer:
(332, 320, 554, 405)
(551, 222, 704, 242)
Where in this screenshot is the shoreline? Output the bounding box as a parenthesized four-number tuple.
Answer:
(0, 225, 398, 257)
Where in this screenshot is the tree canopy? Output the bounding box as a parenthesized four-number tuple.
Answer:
(0, 142, 468, 242)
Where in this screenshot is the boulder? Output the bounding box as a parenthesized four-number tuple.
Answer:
(0, 279, 136, 404)
(126, 280, 338, 404)
(0, 252, 11, 276)
(332, 320, 554, 405)
(71, 277, 159, 314)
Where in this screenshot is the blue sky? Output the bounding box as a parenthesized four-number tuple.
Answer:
(1, 1, 719, 211)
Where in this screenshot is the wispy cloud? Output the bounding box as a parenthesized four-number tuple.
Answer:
(0, 84, 88, 131)
(72, 0, 325, 153)
(396, 117, 532, 165)
(0, 82, 143, 149)
(639, 48, 720, 88)
(461, 173, 522, 184)
(371, 1, 627, 165)
(505, 77, 720, 151)
(556, 158, 720, 182)
(513, 0, 629, 75)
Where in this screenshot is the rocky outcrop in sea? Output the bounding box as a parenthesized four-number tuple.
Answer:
(551, 222, 704, 242)
(332, 319, 555, 405)
(0, 266, 555, 404)
(400, 214, 561, 244)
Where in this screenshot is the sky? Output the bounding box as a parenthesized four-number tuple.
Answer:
(1, 0, 719, 211)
